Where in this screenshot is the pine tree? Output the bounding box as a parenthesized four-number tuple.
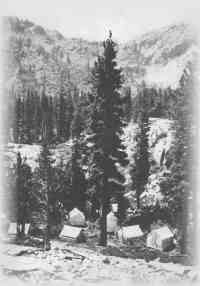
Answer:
(13, 96, 21, 143)
(52, 160, 73, 212)
(33, 90, 42, 143)
(47, 96, 55, 144)
(24, 89, 34, 144)
(56, 66, 73, 142)
(16, 152, 23, 236)
(32, 89, 55, 250)
(88, 33, 128, 246)
(13, 95, 26, 143)
(41, 89, 50, 142)
(57, 91, 66, 142)
(65, 92, 74, 140)
(70, 138, 87, 211)
(15, 152, 33, 237)
(131, 86, 150, 209)
(123, 86, 132, 122)
(19, 97, 26, 143)
(160, 62, 196, 257)
(71, 99, 83, 139)
(34, 142, 54, 250)
(70, 102, 87, 211)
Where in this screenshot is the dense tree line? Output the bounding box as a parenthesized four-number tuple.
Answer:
(9, 88, 92, 145)
(8, 75, 179, 147)
(131, 85, 179, 122)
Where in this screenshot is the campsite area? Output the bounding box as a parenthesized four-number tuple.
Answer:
(1, 212, 200, 286)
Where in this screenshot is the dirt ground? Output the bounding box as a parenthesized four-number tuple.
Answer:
(0, 237, 200, 286)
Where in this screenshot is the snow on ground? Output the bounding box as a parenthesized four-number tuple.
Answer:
(122, 117, 173, 169)
(149, 118, 173, 165)
(2, 117, 172, 173)
(3, 141, 73, 171)
(0, 240, 199, 286)
(122, 117, 173, 206)
(6, 143, 42, 170)
(140, 173, 164, 207)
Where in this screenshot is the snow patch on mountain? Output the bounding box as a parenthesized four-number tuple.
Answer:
(144, 45, 198, 88)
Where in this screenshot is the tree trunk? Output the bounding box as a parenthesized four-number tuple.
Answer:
(99, 203, 107, 246)
(99, 176, 108, 246)
(44, 186, 51, 251)
(17, 222, 21, 237)
(43, 229, 51, 251)
(180, 193, 188, 255)
(191, 175, 198, 264)
(136, 187, 140, 209)
(21, 222, 25, 237)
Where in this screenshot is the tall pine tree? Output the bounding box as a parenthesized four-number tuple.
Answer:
(131, 86, 150, 209)
(160, 62, 197, 257)
(15, 152, 33, 237)
(69, 101, 87, 212)
(88, 32, 128, 246)
(33, 88, 55, 250)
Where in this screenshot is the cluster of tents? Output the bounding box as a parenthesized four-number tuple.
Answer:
(0, 208, 176, 252)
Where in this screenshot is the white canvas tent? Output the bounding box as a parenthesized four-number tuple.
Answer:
(107, 212, 118, 233)
(8, 222, 17, 235)
(60, 225, 85, 242)
(0, 214, 9, 238)
(69, 208, 86, 226)
(146, 226, 174, 251)
(118, 225, 143, 241)
(25, 223, 30, 235)
(7, 223, 30, 235)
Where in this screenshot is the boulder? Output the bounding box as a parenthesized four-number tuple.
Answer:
(117, 225, 143, 241)
(107, 211, 118, 233)
(69, 208, 86, 226)
(60, 225, 86, 242)
(146, 225, 174, 251)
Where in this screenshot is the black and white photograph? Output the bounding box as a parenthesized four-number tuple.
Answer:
(0, 0, 200, 285)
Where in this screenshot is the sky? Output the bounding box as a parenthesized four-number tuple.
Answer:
(0, 0, 200, 42)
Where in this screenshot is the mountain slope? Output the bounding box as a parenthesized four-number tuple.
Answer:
(3, 17, 198, 97)
(118, 23, 198, 89)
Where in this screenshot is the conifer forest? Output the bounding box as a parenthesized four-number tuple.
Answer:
(0, 13, 199, 286)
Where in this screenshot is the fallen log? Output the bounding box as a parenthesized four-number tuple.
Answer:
(64, 249, 86, 261)
(64, 255, 85, 261)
